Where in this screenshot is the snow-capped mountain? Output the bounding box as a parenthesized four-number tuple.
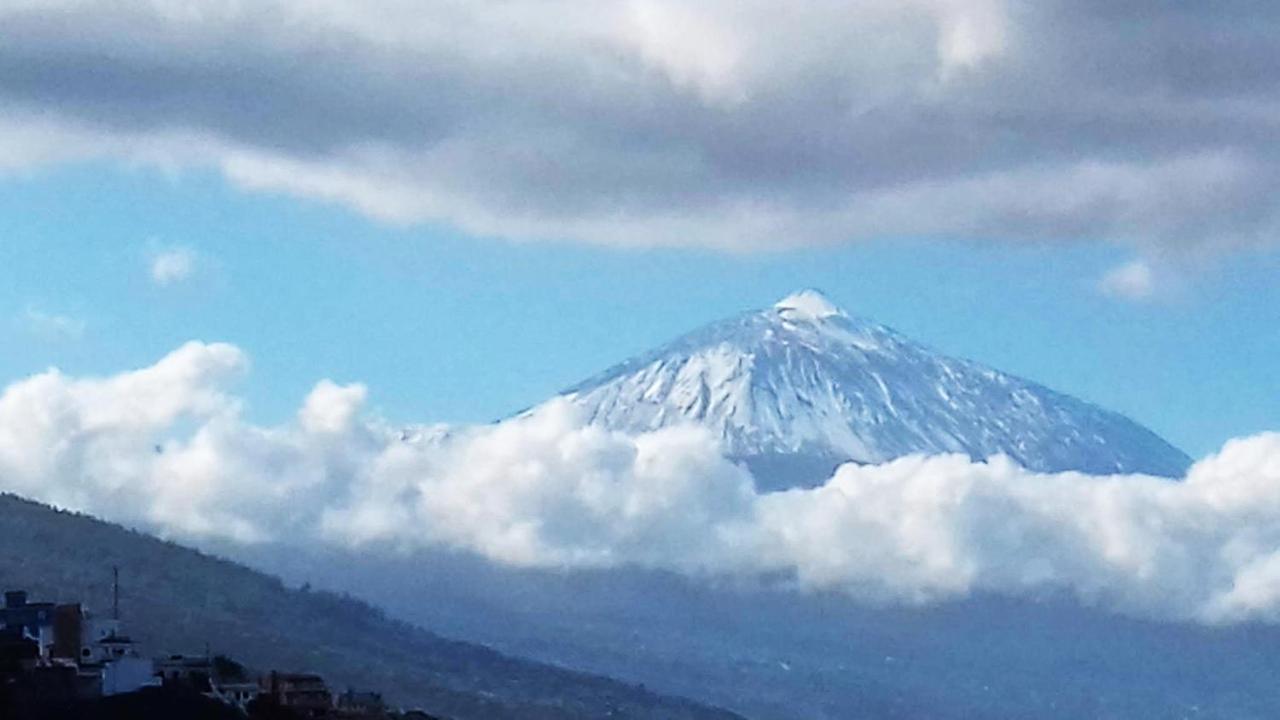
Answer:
(552, 290, 1191, 490)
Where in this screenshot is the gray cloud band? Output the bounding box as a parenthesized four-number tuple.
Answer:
(1, 1, 1278, 258)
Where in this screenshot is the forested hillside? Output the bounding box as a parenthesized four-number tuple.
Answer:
(0, 493, 743, 720)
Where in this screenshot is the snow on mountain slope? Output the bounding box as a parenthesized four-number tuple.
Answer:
(553, 290, 1191, 490)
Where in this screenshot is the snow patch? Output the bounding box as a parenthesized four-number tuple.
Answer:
(774, 289, 846, 322)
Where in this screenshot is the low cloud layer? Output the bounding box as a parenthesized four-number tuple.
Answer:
(2, 1, 1280, 265)
(4, 342, 1280, 624)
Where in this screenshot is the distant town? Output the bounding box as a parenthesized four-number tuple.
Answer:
(0, 578, 444, 719)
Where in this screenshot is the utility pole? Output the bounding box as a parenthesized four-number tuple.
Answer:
(112, 565, 120, 621)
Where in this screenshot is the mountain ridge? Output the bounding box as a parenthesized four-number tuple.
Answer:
(0, 492, 744, 720)
(556, 290, 1190, 490)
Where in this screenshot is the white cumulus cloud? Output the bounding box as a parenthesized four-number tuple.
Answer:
(149, 246, 197, 286)
(3, 343, 1280, 624)
(1099, 259, 1156, 301)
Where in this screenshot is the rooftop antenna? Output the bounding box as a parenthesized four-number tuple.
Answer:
(112, 565, 120, 621)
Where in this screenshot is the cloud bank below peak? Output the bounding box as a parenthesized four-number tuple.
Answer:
(2, 1, 1279, 258)
(5, 342, 1280, 625)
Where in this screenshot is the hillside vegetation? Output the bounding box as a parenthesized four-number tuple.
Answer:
(0, 493, 743, 720)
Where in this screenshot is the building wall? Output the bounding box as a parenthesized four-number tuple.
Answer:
(52, 604, 83, 660)
(0, 602, 56, 634)
(81, 617, 122, 664)
(102, 657, 157, 696)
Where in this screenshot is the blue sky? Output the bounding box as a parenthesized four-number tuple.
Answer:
(2, 163, 1276, 458)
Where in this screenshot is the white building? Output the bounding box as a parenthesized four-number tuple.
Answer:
(101, 655, 158, 696)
